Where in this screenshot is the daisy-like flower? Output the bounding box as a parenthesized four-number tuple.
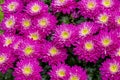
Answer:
(17, 39, 41, 58)
(26, 1, 48, 16)
(13, 58, 42, 80)
(51, 0, 77, 14)
(95, 10, 112, 26)
(1, 0, 23, 13)
(33, 13, 57, 34)
(0, 46, 15, 73)
(99, 0, 120, 10)
(1, 14, 18, 30)
(49, 64, 70, 80)
(53, 24, 78, 47)
(96, 30, 118, 57)
(41, 41, 67, 65)
(18, 13, 32, 30)
(74, 36, 101, 63)
(77, 22, 100, 38)
(78, 0, 100, 18)
(100, 58, 120, 80)
(68, 66, 88, 80)
(25, 28, 45, 42)
(0, 32, 16, 47)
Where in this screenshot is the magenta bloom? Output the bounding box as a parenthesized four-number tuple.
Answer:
(1, 0, 23, 13)
(68, 66, 88, 80)
(1, 14, 18, 31)
(49, 63, 70, 80)
(96, 30, 118, 57)
(78, 0, 101, 18)
(26, 1, 48, 16)
(51, 0, 77, 14)
(17, 39, 41, 59)
(74, 36, 102, 63)
(100, 58, 120, 80)
(0, 46, 15, 73)
(33, 13, 57, 34)
(53, 24, 78, 47)
(41, 41, 67, 65)
(13, 58, 42, 80)
(77, 22, 100, 38)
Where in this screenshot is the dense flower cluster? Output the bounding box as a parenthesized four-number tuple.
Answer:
(0, 0, 120, 80)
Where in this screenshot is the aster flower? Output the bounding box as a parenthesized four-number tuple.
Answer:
(51, 0, 77, 14)
(53, 24, 78, 47)
(78, 0, 101, 18)
(77, 22, 100, 38)
(68, 66, 88, 80)
(13, 58, 42, 80)
(100, 58, 120, 80)
(96, 30, 119, 57)
(41, 41, 67, 65)
(49, 63, 70, 80)
(1, 0, 23, 13)
(99, 0, 120, 10)
(33, 13, 57, 34)
(0, 46, 15, 73)
(26, 1, 48, 16)
(17, 39, 41, 59)
(1, 14, 18, 31)
(74, 36, 102, 63)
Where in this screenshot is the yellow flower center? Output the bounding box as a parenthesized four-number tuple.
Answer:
(5, 38, 12, 46)
(116, 18, 120, 25)
(22, 20, 31, 28)
(8, 2, 17, 11)
(0, 55, 6, 64)
(61, 31, 70, 39)
(29, 33, 39, 40)
(57, 69, 66, 77)
(39, 19, 48, 27)
(22, 65, 32, 76)
(24, 46, 34, 55)
(102, 38, 111, 47)
(85, 42, 94, 51)
(59, 0, 65, 3)
(70, 75, 79, 80)
(102, 0, 112, 7)
(80, 27, 90, 36)
(31, 4, 41, 13)
(109, 64, 118, 73)
(87, 1, 96, 9)
(49, 47, 58, 56)
(5, 19, 15, 28)
(98, 14, 109, 23)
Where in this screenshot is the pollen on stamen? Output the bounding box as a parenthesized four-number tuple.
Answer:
(29, 32, 39, 40)
(69, 75, 79, 80)
(7, 2, 18, 11)
(98, 14, 109, 24)
(61, 31, 70, 39)
(87, 1, 96, 9)
(0, 55, 6, 64)
(31, 4, 41, 13)
(84, 41, 94, 51)
(4, 38, 12, 46)
(56, 69, 66, 77)
(80, 27, 90, 36)
(22, 65, 33, 76)
(102, 37, 111, 47)
(49, 47, 58, 56)
(5, 18, 15, 28)
(22, 19, 31, 28)
(39, 18, 48, 27)
(24, 46, 34, 56)
(109, 63, 119, 73)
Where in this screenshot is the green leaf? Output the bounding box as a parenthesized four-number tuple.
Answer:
(0, 0, 4, 4)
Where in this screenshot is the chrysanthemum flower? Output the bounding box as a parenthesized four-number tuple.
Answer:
(100, 58, 120, 80)
(99, 0, 120, 10)
(13, 58, 42, 80)
(1, 14, 18, 30)
(78, 0, 100, 18)
(26, 1, 48, 16)
(1, 0, 23, 13)
(68, 66, 88, 80)
(41, 41, 67, 65)
(53, 24, 78, 47)
(74, 36, 101, 63)
(33, 13, 57, 34)
(49, 64, 70, 80)
(0, 46, 15, 73)
(96, 30, 118, 57)
(17, 39, 41, 58)
(77, 22, 100, 38)
(51, 0, 77, 14)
